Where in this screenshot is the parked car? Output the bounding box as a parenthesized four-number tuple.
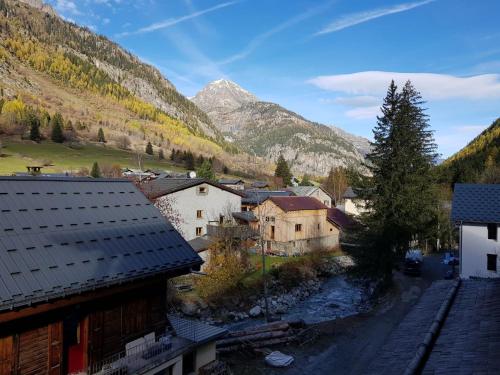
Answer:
(442, 251, 459, 265)
(404, 249, 423, 276)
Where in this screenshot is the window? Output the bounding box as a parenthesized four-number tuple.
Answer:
(317, 223, 320, 230)
(196, 227, 203, 236)
(487, 223, 498, 240)
(487, 254, 497, 272)
(197, 186, 208, 195)
(295, 224, 302, 232)
(196, 210, 203, 219)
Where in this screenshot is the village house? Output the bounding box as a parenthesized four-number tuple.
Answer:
(337, 187, 367, 216)
(250, 196, 341, 255)
(452, 183, 500, 279)
(287, 186, 334, 207)
(217, 178, 245, 191)
(0, 176, 227, 375)
(241, 189, 294, 212)
(142, 178, 244, 241)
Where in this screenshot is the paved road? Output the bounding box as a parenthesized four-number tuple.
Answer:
(224, 254, 449, 375)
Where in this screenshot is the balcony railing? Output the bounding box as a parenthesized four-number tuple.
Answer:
(88, 332, 191, 375)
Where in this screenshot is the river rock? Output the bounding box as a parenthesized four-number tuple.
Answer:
(181, 301, 198, 316)
(249, 306, 262, 317)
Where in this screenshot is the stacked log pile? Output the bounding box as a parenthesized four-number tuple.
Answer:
(216, 320, 305, 353)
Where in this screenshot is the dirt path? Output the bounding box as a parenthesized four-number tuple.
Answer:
(223, 255, 447, 375)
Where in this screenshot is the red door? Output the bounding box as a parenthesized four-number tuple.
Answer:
(66, 318, 88, 374)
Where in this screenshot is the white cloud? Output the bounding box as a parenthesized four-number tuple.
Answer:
(102, 18, 110, 25)
(117, 1, 239, 37)
(345, 106, 381, 120)
(219, 1, 335, 65)
(53, 0, 81, 15)
(315, 0, 434, 36)
(308, 71, 500, 100)
(332, 95, 380, 107)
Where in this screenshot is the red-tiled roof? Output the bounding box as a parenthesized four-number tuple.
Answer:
(327, 208, 356, 229)
(268, 196, 328, 212)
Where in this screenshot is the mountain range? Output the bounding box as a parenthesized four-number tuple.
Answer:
(0, 0, 370, 177)
(192, 79, 371, 175)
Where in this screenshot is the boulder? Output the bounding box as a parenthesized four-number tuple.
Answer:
(249, 305, 262, 317)
(181, 301, 198, 316)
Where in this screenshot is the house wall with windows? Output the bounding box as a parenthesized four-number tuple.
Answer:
(156, 183, 242, 241)
(460, 223, 500, 279)
(251, 199, 339, 256)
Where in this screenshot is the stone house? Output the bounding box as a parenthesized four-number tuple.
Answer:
(287, 186, 334, 207)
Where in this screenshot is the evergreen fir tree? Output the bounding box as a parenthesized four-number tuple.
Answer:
(145, 141, 154, 155)
(50, 112, 65, 143)
(158, 149, 164, 160)
(197, 154, 205, 166)
(90, 162, 101, 178)
(196, 160, 215, 181)
(353, 80, 437, 280)
(299, 174, 313, 186)
(274, 155, 292, 186)
(170, 148, 176, 161)
(28, 112, 41, 142)
(185, 151, 195, 170)
(97, 127, 106, 143)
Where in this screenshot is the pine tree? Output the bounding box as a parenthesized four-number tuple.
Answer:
(170, 148, 176, 161)
(28, 112, 41, 142)
(90, 162, 101, 178)
(158, 149, 164, 160)
(145, 141, 153, 155)
(299, 174, 313, 186)
(196, 160, 215, 181)
(185, 151, 195, 170)
(274, 155, 292, 186)
(97, 127, 106, 143)
(353, 80, 438, 280)
(50, 112, 65, 143)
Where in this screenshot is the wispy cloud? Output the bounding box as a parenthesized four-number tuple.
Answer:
(219, 1, 336, 65)
(308, 71, 500, 100)
(117, 1, 239, 37)
(315, 0, 434, 36)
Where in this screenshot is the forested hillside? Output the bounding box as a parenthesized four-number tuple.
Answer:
(439, 118, 500, 185)
(0, 0, 250, 174)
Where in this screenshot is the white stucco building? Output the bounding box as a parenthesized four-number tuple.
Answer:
(452, 184, 500, 279)
(337, 187, 367, 217)
(143, 178, 243, 241)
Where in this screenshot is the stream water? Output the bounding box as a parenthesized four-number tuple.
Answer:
(225, 275, 367, 331)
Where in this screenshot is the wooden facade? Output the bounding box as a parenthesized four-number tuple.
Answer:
(0, 278, 169, 375)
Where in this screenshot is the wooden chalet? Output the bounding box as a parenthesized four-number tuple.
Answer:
(0, 177, 226, 375)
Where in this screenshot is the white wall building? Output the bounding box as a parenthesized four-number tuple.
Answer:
(337, 187, 367, 217)
(452, 184, 500, 279)
(144, 178, 243, 241)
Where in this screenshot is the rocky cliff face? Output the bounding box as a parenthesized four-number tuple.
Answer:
(193, 80, 371, 175)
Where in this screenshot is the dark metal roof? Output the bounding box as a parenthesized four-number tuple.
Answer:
(232, 211, 258, 223)
(451, 183, 500, 223)
(218, 179, 244, 184)
(141, 178, 245, 199)
(251, 181, 269, 188)
(343, 187, 358, 199)
(242, 190, 294, 205)
(0, 176, 202, 311)
(168, 314, 228, 344)
(327, 208, 356, 229)
(268, 196, 328, 212)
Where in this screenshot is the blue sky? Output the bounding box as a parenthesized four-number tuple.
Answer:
(48, 0, 500, 157)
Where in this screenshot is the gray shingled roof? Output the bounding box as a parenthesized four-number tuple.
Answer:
(142, 178, 245, 199)
(168, 314, 227, 344)
(218, 179, 244, 185)
(343, 187, 357, 199)
(451, 183, 500, 223)
(287, 186, 317, 196)
(0, 176, 202, 311)
(242, 190, 294, 205)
